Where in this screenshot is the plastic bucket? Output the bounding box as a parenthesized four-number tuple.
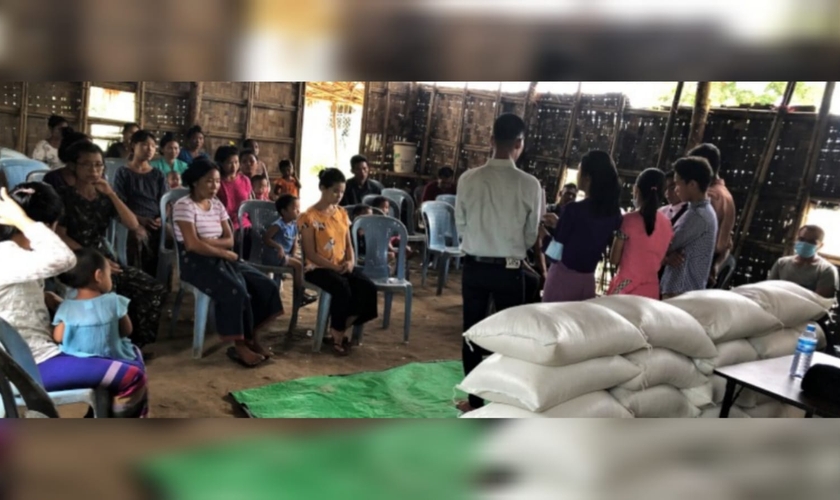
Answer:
(393, 142, 417, 173)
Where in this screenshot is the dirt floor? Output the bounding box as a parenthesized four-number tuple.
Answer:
(138, 261, 465, 418)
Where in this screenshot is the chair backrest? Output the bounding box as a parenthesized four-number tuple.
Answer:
(158, 188, 190, 254)
(382, 188, 416, 234)
(0, 158, 49, 190)
(26, 169, 50, 183)
(715, 254, 738, 290)
(352, 215, 409, 281)
(436, 194, 456, 207)
(105, 158, 127, 184)
(413, 185, 425, 206)
(238, 200, 281, 263)
(0, 348, 58, 418)
(0, 319, 44, 388)
(421, 201, 457, 249)
(362, 194, 400, 220)
(0, 148, 28, 160)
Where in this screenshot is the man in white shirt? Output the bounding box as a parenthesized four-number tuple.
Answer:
(455, 113, 543, 413)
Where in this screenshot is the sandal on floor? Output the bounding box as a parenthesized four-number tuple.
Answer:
(299, 293, 318, 307)
(226, 347, 267, 368)
(331, 341, 350, 357)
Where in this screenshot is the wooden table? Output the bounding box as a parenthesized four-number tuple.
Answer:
(715, 352, 840, 418)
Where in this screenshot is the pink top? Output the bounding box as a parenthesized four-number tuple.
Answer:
(172, 197, 230, 242)
(216, 173, 252, 230)
(609, 211, 674, 299)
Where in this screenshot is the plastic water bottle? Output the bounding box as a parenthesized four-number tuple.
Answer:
(790, 323, 819, 378)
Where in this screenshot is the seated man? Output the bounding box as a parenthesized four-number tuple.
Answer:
(421, 166, 456, 203)
(769, 225, 839, 299)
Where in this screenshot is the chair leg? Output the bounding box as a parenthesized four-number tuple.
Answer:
(404, 286, 412, 343)
(352, 324, 364, 346)
(313, 292, 331, 352)
(192, 294, 210, 359)
(92, 388, 111, 418)
(383, 292, 393, 329)
(170, 288, 185, 337)
(421, 248, 430, 286)
(288, 287, 301, 336)
(436, 256, 450, 296)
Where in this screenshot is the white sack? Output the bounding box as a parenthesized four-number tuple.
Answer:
(681, 382, 714, 408)
(611, 386, 702, 418)
(748, 323, 826, 359)
(741, 401, 786, 418)
(733, 281, 834, 328)
(458, 354, 641, 412)
(590, 295, 717, 358)
(463, 302, 648, 366)
(619, 348, 709, 390)
(461, 391, 633, 419)
(699, 406, 750, 418)
(754, 280, 837, 309)
(665, 290, 783, 343)
(694, 340, 759, 376)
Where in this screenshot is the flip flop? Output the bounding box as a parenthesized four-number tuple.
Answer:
(331, 341, 350, 357)
(226, 347, 267, 368)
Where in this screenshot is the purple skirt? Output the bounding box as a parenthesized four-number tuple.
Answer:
(542, 260, 596, 303)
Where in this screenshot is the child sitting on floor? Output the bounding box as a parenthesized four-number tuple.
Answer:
(52, 248, 137, 362)
(262, 194, 316, 306)
(251, 174, 271, 201)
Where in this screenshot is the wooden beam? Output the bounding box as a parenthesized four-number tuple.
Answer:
(244, 82, 256, 140)
(137, 81, 146, 129)
(358, 81, 370, 155)
(655, 81, 685, 170)
(493, 81, 503, 119)
(382, 82, 392, 167)
(451, 83, 469, 174)
(188, 82, 203, 126)
(79, 82, 91, 133)
(555, 82, 583, 201)
(685, 82, 711, 152)
(332, 102, 339, 168)
(790, 81, 836, 253)
(293, 82, 306, 172)
(17, 83, 29, 153)
(609, 95, 627, 158)
(418, 84, 437, 176)
(734, 81, 797, 257)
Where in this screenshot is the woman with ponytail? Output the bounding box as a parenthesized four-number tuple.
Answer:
(607, 168, 674, 298)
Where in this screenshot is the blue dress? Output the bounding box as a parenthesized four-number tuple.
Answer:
(52, 293, 137, 361)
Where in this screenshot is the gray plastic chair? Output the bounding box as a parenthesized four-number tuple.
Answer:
(362, 194, 400, 220)
(0, 147, 28, 160)
(0, 158, 49, 190)
(382, 188, 424, 243)
(156, 188, 190, 285)
(0, 318, 107, 418)
(420, 201, 464, 295)
(0, 348, 58, 418)
(105, 158, 127, 184)
(436, 194, 456, 206)
(351, 215, 413, 343)
(25, 169, 50, 183)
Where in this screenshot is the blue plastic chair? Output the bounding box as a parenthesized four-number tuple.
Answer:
(0, 148, 28, 160)
(156, 188, 190, 285)
(105, 158, 127, 184)
(0, 158, 49, 190)
(351, 215, 413, 343)
(0, 347, 58, 418)
(0, 318, 110, 417)
(362, 194, 400, 220)
(26, 169, 50, 183)
(382, 188, 425, 244)
(421, 201, 464, 295)
(436, 194, 456, 207)
(104, 220, 129, 267)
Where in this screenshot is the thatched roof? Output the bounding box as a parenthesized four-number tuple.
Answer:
(305, 82, 364, 106)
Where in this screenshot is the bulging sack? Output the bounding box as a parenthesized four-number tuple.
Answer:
(693, 340, 759, 376)
(619, 347, 709, 391)
(460, 391, 633, 418)
(681, 382, 714, 408)
(733, 281, 834, 328)
(665, 290, 783, 344)
(463, 302, 648, 366)
(748, 323, 826, 359)
(610, 386, 702, 418)
(709, 374, 771, 409)
(458, 354, 641, 412)
(699, 406, 750, 418)
(590, 295, 716, 359)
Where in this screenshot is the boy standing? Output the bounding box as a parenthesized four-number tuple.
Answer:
(273, 159, 301, 199)
(660, 157, 719, 299)
(262, 194, 315, 306)
(769, 225, 838, 299)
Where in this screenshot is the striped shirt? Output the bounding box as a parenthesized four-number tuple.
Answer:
(172, 197, 230, 242)
(660, 199, 718, 296)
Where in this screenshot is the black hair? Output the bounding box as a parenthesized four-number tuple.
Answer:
(181, 158, 221, 192)
(438, 166, 454, 179)
(278, 159, 293, 171)
(129, 130, 156, 148)
(664, 169, 676, 180)
(562, 183, 578, 191)
(318, 168, 346, 188)
(635, 168, 666, 236)
(243, 138, 257, 150)
(57, 128, 92, 163)
(0, 182, 64, 241)
(687, 143, 721, 176)
(122, 123, 139, 134)
(352, 205, 373, 219)
(186, 125, 204, 139)
(492, 113, 526, 147)
(674, 157, 714, 193)
(275, 194, 298, 213)
(799, 225, 826, 242)
(214, 145, 239, 165)
(251, 174, 268, 185)
(239, 148, 258, 160)
(58, 248, 107, 289)
(47, 115, 68, 130)
(580, 150, 621, 217)
(65, 142, 105, 166)
(160, 132, 178, 150)
(350, 155, 367, 170)
(370, 196, 389, 209)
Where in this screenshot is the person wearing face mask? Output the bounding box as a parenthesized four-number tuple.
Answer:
(608, 168, 674, 299)
(769, 225, 838, 299)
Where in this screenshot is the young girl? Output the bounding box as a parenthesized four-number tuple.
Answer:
(608, 168, 674, 299)
(52, 248, 137, 361)
(240, 149, 267, 178)
(274, 159, 301, 198)
(251, 174, 271, 201)
(243, 139, 269, 176)
(214, 145, 253, 254)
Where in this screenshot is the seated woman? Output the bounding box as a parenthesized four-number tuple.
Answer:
(0, 182, 148, 417)
(173, 159, 283, 368)
(113, 130, 167, 276)
(42, 129, 92, 191)
(214, 145, 253, 256)
(608, 168, 674, 299)
(55, 142, 167, 350)
(299, 168, 378, 356)
(150, 132, 189, 182)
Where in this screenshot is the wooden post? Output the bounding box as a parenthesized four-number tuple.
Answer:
(555, 82, 584, 200)
(332, 101, 339, 168)
(451, 82, 469, 174)
(790, 81, 836, 252)
(734, 81, 797, 255)
(188, 82, 203, 126)
(655, 81, 685, 169)
(493, 81, 503, 118)
(137, 81, 146, 129)
(293, 82, 306, 174)
(17, 83, 29, 153)
(418, 84, 437, 176)
(685, 81, 711, 152)
(244, 82, 256, 141)
(358, 81, 370, 155)
(381, 82, 391, 168)
(609, 95, 627, 158)
(79, 81, 91, 133)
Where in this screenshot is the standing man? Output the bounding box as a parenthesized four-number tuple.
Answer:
(455, 113, 543, 413)
(340, 155, 384, 206)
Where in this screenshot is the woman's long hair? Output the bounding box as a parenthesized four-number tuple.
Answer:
(635, 168, 666, 236)
(580, 150, 621, 217)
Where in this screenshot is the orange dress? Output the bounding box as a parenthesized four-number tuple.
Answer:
(274, 177, 300, 197)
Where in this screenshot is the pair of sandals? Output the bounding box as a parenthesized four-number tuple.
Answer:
(324, 336, 352, 357)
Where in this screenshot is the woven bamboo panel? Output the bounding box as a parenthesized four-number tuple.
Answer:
(382, 91, 412, 168)
(519, 159, 562, 200)
(732, 241, 783, 287)
(614, 110, 670, 172)
(702, 111, 774, 191)
(0, 83, 23, 108)
(429, 92, 465, 142)
(91, 82, 137, 92)
(255, 82, 300, 107)
(0, 113, 19, 150)
(812, 116, 840, 199)
(618, 173, 637, 212)
(145, 82, 191, 94)
(199, 101, 246, 136)
(527, 101, 573, 159)
(368, 82, 388, 93)
(25, 116, 78, 157)
(27, 82, 83, 118)
(461, 93, 496, 148)
(202, 137, 237, 160)
(203, 82, 248, 101)
(425, 142, 456, 176)
(363, 89, 386, 135)
(458, 147, 491, 172)
(500, 98, 526, 117)
(762, 115, 815, 194)
(143, 93, 188, 131)
(260, 142, 293, 177)
(250, 108, 296, 139)
(746, 198, 800, 246)
(567, 105, 622, 167)
(388, 82, 411, 95)
(410, 87, 432, 147)
(660, 110, 693, 167)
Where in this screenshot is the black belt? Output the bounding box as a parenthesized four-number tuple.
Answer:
(466, 255, 521, 267)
